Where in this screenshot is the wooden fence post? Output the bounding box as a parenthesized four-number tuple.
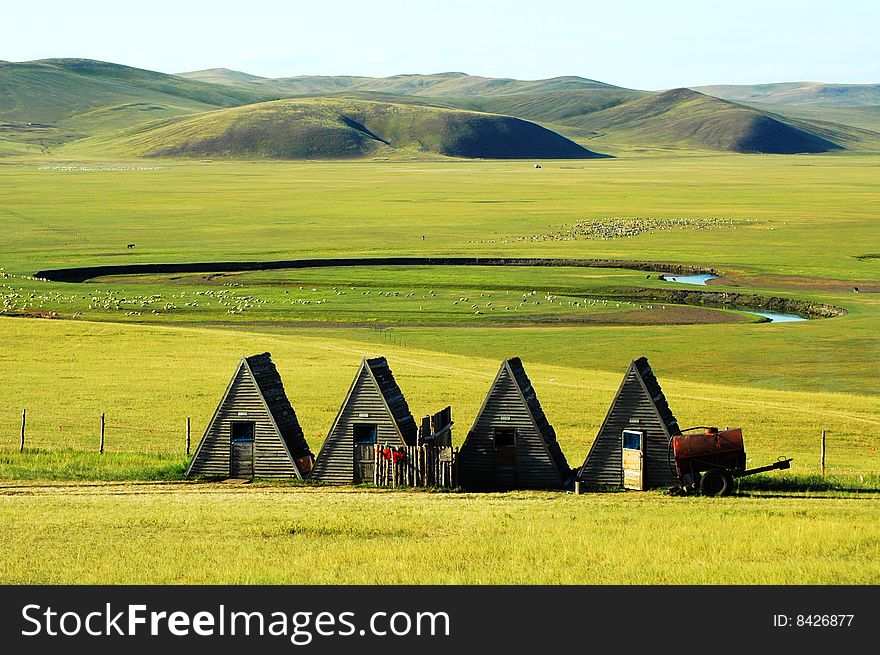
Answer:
(20, 409, 26, 453)
(100, 413, 105, 454)
(186, 417, 191, 456)
(374, 444, 379, 486)
(820, 430, 826, 476)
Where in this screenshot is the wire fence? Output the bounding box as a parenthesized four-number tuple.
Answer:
(8, 409, 194, 455)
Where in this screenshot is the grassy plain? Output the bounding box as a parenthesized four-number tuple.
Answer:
(1, 155, 878, 463)
(1, 155, 878, 395)
(0, 483, 878, 584)
(0, 153, 878, 583)
(0, 317, 877, 478)
(0, 156, 876, 276)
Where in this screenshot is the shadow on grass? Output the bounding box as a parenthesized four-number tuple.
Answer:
(737, 473, 880, 495)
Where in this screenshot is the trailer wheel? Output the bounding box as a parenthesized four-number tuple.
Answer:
(719, 471, 734, 497)
(700, 469, 733, 497)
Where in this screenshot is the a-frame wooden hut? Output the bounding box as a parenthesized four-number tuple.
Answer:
(577, 357, 681, 490)
(186, 353, 314, 479)
(457, 358, 570, 490)
(310, 357, 418, 484)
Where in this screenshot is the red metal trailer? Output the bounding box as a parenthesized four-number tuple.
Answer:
(671, 426, 792, 496)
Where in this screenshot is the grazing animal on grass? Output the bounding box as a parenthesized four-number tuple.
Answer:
(127, 244, 135, 249)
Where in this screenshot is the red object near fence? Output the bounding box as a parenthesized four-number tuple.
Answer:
(380, 446, 406, 463)
(672, 427, 745, 472)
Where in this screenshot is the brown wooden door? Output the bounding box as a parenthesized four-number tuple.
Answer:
(354, 444, 376, 483)
(493, 426, 516, 489)
(230, 422, 255, 479)
(353, 423, 378, 483)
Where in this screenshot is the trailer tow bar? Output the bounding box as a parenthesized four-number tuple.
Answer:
(734, 457, 793, 479)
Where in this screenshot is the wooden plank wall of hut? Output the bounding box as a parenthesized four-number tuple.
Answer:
(458, 368, 564, 489)
(373, 445, 457, 488)
(310, 367, 404, 483)
(578, 366, 679, 488)
(189, 367, 299, 478)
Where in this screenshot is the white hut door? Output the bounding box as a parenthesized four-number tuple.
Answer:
(622, 429, 645, 490)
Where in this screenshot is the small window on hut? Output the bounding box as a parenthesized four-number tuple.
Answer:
(623, 429, 642, 451)
(353, 423, 378, 445)
(231, 422, 256, 442)
(494, 426, 515, 448)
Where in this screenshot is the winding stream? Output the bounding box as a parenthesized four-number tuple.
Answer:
(661, 273, 807, 322)
(32, 257, 840, 324)
(734, 308, 807, 323)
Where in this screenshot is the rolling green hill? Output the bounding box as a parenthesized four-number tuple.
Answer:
(739, 102, 880, 132)
(0, 59, 269, 124)
(694, 82, 880, 132)
(178, 69, 875, 154)
(569, 88, 843, 153)
(690, 83, 880, 132)
(67, 97, 605, 160)
(0, 59, 274, 155)
(432, 88, 647, 123)
(323, 88, 879, 155)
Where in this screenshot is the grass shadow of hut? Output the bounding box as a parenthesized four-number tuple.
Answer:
(576, 356, 681, 491)
(186, 353, 314, 479)
(457, 358, 570, 490)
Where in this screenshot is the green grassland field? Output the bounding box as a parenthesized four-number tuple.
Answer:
(0, 153, 878, 583)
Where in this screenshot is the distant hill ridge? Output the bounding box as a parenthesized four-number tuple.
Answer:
(177, 68, 620, 97)
(19, 59, 270, 109)
(177, 67, 875, 153)
(694, 82, 880, 107)
(2, 58, 877, 158)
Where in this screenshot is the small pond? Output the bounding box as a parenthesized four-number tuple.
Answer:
(662, 273, 718, 285)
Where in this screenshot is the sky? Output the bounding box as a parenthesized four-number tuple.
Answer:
(3, 0, 878, 89)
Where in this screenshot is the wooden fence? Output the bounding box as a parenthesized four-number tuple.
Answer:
(373, 445, 457, 488)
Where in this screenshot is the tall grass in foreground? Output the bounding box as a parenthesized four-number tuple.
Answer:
(0, 450, 187, 481)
